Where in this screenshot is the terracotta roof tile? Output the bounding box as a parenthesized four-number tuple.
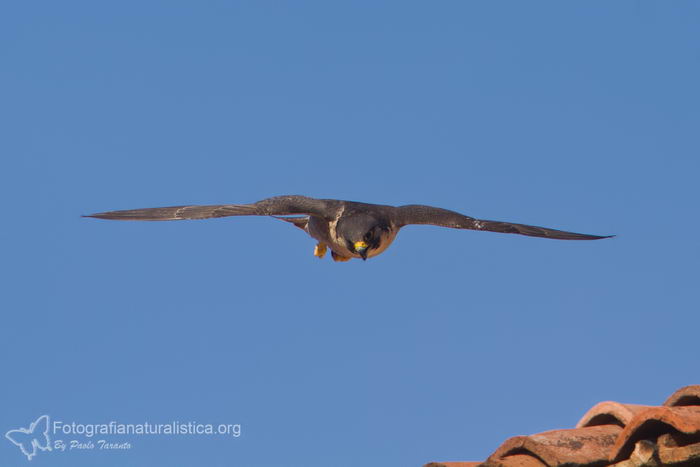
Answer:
(482, 425, 621, 466)
(664, 385, 700, 408)
(658, 432, 700, 465)
(425, 385, 700, 467)
(576, 402, 653, 428)
(609, 405, 700, 463)
(609, 439, 657, 467)
(487, 454, 547, 467)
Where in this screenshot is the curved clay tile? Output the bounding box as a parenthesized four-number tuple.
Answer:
(664, 384, 700, 407)
(492, 454, 547, 467)
(484, 425, 622, 467)
(609, 405, 700, 462)
(657, 431, 700, 465)
(576, 401, 652, 428)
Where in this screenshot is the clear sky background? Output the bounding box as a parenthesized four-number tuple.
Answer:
(2, 2, 699, 466)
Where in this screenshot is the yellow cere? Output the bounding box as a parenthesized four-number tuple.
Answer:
(354, 241, 368, 251)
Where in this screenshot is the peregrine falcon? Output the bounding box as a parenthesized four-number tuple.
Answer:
(85, 195, 612, 262)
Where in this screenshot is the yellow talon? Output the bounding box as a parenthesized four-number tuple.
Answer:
(314, 243, 327, 258)
(331, 251, 351, 262)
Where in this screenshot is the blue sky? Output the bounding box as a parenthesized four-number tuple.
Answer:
(1, 2, 698, 466)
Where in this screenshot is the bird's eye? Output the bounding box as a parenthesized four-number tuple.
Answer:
(364, 231, 373, 241)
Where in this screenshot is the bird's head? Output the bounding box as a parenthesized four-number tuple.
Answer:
(336, 213, 391, 260)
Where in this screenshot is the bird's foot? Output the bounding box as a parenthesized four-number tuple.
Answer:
(314, 242, 327, 259)
(331, 251, 351, 262)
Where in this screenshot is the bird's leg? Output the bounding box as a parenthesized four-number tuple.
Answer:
(331, 251, 351, 262)
(313, 242, 327, 259)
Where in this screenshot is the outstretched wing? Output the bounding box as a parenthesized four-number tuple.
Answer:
(396, 205, 612, 240)
(84, 195, 337, 221)
(273, 216, 309, 231)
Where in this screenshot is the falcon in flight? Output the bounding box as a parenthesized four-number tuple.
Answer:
(85, 195, 612, 262)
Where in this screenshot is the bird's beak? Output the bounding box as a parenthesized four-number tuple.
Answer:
(354, 241, 368, 260)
